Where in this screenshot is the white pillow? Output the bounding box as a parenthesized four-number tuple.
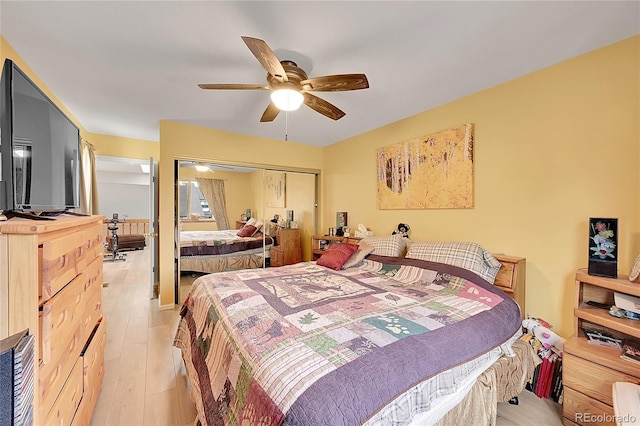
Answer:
(342, 242, 375, 269)
(405, 241, 501, 284)
(251, 219, 265, 236)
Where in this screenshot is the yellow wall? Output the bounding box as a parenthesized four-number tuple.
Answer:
(87, 132, 159, 160)
(178, 167, 255, 231)
(158, 121, 322, 307)
(322, 36, 640, 337)
(251, 170, 317, 260)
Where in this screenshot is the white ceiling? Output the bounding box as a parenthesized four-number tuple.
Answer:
(1, 1, 638, 147)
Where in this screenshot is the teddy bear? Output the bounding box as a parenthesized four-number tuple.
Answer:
(392, 223, 410, 238)
(522, 317, 566, 352)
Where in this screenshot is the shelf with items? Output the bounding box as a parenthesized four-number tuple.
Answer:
(562, 269, 640, 425)
(573, 270, 640, 340)
(311, 235, 362, 260)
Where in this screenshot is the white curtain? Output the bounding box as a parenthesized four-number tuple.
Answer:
(79, 139, 99, 215)
(195, 178, 230, 230)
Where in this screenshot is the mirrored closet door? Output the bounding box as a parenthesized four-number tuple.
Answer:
(175, 160, 318, 304)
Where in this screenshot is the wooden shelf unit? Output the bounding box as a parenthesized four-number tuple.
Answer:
(562, 269, 640, 425)
(0, 215, 106, 426)
(311, 235, 363, 260)
(492, 254, 526, 320)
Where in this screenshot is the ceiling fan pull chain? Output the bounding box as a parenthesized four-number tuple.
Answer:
(285, 111, 289, 141)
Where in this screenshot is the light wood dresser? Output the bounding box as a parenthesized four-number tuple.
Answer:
(0, 215, 106, 425)
(270, 228, 302, 267)
(562, 270, 640, 425)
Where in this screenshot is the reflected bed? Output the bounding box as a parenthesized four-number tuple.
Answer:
(179, 229, 273, 274)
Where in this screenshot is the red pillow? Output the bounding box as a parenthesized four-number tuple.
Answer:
(316, 243, 359, 270)
(237, 225, 257, 237)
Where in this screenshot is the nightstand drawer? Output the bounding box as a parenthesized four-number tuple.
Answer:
(564, 353, 640, 406)
(271, 247, 284, 267)
(563, 387, 615, 426)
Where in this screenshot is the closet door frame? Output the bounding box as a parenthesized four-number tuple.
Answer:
(173, 157, 320, 304)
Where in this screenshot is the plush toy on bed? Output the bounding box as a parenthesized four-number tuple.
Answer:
(522, 317, 566, 352)
(392, 223, 411, 238)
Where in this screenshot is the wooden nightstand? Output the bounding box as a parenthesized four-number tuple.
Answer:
(270, 228, 302, 267)
(235, 220, 247, 229)
(311, 235, 362, 260)
(562, 270, 640, 425)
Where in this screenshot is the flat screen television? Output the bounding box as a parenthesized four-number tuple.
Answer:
(0, 58, 80, 215)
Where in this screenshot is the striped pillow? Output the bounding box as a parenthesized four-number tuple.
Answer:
(405, 241, 501, 284)
(359, 235, 411, 257)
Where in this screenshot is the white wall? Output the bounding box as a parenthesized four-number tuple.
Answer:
(97, 170, 149, 219)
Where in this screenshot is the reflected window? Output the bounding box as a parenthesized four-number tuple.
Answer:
(179, 180, 213, 219)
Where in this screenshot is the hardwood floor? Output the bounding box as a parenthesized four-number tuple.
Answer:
(91, 249, 196, 426)
(91, 249, 563, 425)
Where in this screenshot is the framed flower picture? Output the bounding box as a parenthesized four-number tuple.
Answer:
(588, 217, 618, 278)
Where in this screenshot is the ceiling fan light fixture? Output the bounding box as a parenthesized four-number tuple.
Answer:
(270, 88, 304, 111)
(194, 164, 209, 172)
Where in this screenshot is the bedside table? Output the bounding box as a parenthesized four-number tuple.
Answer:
(562, 270, 640, 425)
(270, 228, 302, 267)
(311, 235, 362, 260)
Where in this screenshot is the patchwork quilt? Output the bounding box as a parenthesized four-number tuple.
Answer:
(173, 254, 522, 426)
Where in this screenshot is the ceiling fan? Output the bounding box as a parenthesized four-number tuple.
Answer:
(198, 36, 369, 122)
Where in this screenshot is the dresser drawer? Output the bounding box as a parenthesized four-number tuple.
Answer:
(40, 222, 102, 302)
(284, 249, 302, 265)
(564, 353, 640, 406)
(563, 387, 615, 426)
(39, 333, 82, 421)
(80, 256, 103, 345)
(73, 318, 107, 426)
(84, 319, 107, 413)
(40, 271, 86, 366)
(270, 247, 284, 267)
(43, 358, 83, 426)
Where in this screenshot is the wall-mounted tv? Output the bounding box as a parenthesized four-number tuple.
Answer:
(0, 58, 80, 215)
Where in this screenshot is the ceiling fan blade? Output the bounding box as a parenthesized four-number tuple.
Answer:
(241, 36, 288, 83)
(303, 93, 346, 120)
(301, 74, 369, 92)
(198, 83, 268, 90)
(260, 102, 280, 122)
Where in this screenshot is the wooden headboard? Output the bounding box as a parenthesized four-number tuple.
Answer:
(493, 254, 526, 319)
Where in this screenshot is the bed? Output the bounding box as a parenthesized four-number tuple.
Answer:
(179, 228, 273, 274)
(174, 238, 537, 425)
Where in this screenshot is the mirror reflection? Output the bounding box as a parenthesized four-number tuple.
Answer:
(176, 161, 317, 303)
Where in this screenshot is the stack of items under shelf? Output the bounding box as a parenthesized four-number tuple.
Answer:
(581, 322, 640, 366)
(523, 320, 564, 403)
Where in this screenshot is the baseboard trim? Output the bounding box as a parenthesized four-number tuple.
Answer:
(159, 302, 176, 311)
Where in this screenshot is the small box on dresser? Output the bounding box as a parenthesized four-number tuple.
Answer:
(0, 215, 106, 426)
(270, 228, 302, 267)
(562, 270, 640, 425)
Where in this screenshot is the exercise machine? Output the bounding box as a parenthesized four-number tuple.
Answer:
(104, 213, 127, 262)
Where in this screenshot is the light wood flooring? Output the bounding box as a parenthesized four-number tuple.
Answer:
(92, 249, 564, 425)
